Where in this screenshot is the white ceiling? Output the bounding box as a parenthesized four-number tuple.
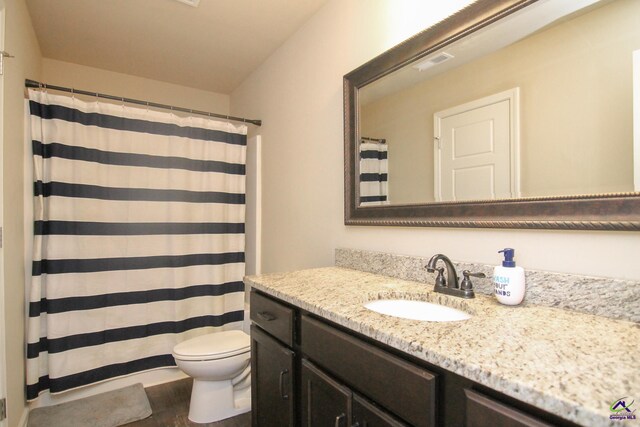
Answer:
(26, 0, 328, 94)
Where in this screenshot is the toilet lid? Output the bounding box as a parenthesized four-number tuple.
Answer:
(173, 330, 250, 361)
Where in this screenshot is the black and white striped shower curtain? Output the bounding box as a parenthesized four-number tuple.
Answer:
(25, 89, 247, 400)
(359, 140, 388, 206)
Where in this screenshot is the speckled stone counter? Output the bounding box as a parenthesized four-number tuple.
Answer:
(245, 267, 640, 427)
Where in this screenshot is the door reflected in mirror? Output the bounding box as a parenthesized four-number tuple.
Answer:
(358, 0, 640, 206)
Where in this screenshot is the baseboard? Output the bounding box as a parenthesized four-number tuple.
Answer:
(17, 407, 29, 427)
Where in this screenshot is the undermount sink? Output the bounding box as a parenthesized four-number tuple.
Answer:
(364, 299, 472, 322)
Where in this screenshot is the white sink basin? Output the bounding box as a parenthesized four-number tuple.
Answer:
(364, 299, 472, 322)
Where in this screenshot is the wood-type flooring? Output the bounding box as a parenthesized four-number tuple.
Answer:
(124, 378, 250, 427)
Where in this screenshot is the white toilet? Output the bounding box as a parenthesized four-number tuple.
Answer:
(173, 326, 251, 423)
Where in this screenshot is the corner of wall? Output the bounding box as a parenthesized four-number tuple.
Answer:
(17, 407, 28, 427)
(3, 1, 43, 426)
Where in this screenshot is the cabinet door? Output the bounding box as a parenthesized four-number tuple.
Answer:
(353, 394, 408, 427)
(464, 389, 553, 427)
(301, 359, 352, 427)
(251, 325, 295, 427)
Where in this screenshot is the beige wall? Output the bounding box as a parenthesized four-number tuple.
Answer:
(42, 59, 230, 114)
(230, 0, 640, 281)
(362, 0, 638, 202)
(2, 0, 42, 425)
(361, 93, 433, 204)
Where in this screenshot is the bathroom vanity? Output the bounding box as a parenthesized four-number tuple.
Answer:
(247, 267, 639, 427)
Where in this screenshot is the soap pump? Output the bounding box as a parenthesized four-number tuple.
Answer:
(493, 248, 525, 305)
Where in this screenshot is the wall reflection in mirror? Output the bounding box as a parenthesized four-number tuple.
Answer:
(358, 0, 640, 206)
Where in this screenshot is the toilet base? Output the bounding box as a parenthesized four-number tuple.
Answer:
(188, 378, 251, 424)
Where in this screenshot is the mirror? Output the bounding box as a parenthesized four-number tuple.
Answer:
(344, 0, 640, 230)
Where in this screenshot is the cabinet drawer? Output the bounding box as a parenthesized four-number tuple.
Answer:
(251, 291, 295, 346)
(464, 389, 553, 427)
(301, 315, 437, 427)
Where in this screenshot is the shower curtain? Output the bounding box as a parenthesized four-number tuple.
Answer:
(25, 89, 247, 400)
(359, 139, 388, 206)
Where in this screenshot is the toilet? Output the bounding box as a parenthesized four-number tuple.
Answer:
(173, 324, 251, 423)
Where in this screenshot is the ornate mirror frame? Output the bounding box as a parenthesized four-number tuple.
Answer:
(344, 0, 640, 231)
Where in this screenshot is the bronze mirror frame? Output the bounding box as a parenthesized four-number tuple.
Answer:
(344, 0, 640, 231)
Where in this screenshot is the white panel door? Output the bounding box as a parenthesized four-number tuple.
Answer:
(435, 89, 519, 202)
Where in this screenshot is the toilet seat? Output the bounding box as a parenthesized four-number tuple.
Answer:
(173, 330, 250, 361)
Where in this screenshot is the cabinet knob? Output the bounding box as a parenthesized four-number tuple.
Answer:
(335, 413, 346, 427)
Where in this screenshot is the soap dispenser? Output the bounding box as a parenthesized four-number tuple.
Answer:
(493, 248, 525, 305)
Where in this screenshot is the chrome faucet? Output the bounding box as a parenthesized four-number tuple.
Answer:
(425, 254, 484, 299)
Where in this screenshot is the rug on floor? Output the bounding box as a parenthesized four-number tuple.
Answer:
(28, 383, 152, 427)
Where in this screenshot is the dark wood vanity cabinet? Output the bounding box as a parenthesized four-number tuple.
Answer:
(251, 290, 295, 346)
(464, 389, 553, 427)
(301, 359, 352, 426)
(353, 394, 409, 427)
(300, 314, 436, 427)
(250, 291, 578, 427)
(301, 358, 408, 427)
(250, 292, 297, 427)
(251, 325, 296, 427)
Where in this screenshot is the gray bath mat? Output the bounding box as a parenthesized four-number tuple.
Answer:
(28, 383, 152, 427)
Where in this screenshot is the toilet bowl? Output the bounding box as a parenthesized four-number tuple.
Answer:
(173, 329, 251, 423)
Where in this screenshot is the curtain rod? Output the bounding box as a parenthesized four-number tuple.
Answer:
(25, 79, 262, 127)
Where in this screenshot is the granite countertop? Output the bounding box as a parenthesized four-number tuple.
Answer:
(245, 267, 640, 427)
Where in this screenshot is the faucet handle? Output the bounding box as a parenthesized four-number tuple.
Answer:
(426, 265, 446, 287)
(460, 270, 486, 290)
(463, 270, 486, 278)
(434, 267, 446, 287)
